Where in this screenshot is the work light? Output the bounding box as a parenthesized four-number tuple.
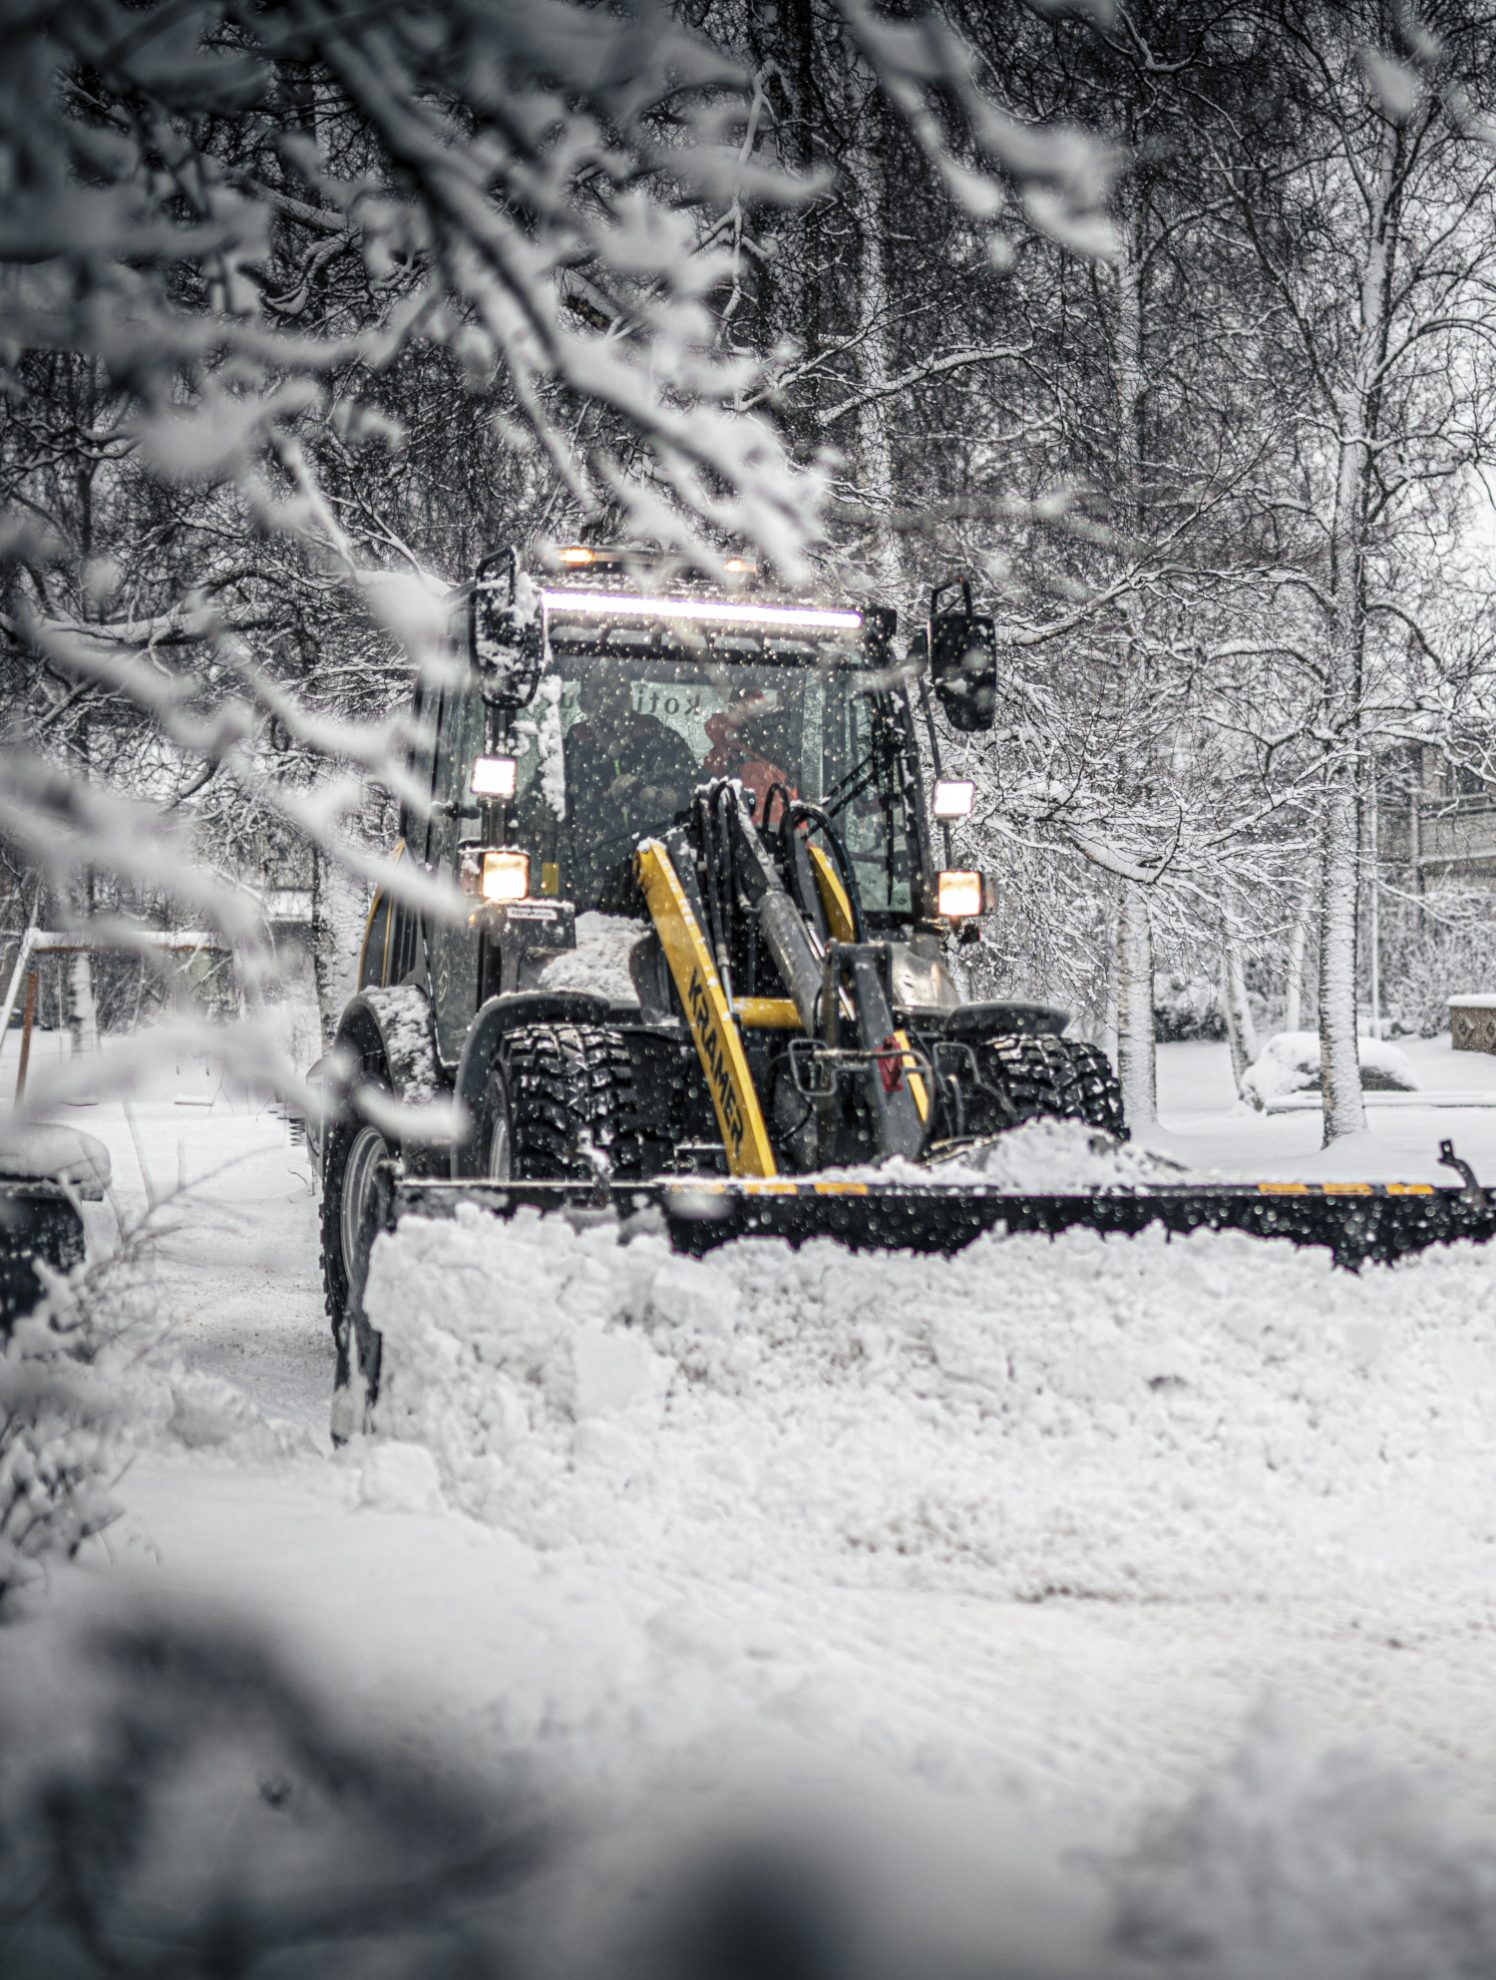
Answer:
(470, 754, 518, 799)
(933, 778, 975, 820)
(937, 869, 983, 919)
(538, 588, 861, 631)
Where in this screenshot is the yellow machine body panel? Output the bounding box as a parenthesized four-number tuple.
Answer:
(891, 1027, 931, 1124)
(634, 839, 778, 1178)
(736, 997, 802, 1030)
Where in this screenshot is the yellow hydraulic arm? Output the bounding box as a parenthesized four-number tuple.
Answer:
(634, 839, 779, 1178)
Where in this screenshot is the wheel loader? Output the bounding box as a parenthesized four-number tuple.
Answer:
(318, 545, 1496, 1430)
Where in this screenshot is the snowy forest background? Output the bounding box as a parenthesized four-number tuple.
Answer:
(6, 0, 1496, 1143)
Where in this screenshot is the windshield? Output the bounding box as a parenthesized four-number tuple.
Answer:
(501, 629, 918, 918)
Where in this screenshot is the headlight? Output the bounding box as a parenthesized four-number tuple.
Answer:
(480, 851, 530, 902)
(933, 778, 975, 820)
(937, 869, 983, 919)
(471, 754, 518, 799)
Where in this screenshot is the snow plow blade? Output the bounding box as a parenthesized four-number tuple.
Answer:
(390, 1161, 1496, 1269)
(0, 1178, 85, 1327)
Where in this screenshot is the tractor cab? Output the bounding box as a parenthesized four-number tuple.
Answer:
(466, 545, 941, 925)
(368, 546, 1001, 1069)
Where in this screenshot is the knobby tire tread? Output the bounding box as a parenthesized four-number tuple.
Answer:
(983, 1033, 1128, 1140)
(496, 1023, 661, 1181)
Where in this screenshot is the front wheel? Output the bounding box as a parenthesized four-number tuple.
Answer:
(321, 1101, 395, 1442)
(463, 1023, 653, 1183)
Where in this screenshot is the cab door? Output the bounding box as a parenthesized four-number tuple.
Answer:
(425, 681, 487, 1064)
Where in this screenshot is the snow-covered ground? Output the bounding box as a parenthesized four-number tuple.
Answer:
(7, 1022, 1496, 1972)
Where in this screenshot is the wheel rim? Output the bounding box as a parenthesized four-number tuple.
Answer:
(340, 1122, 389, 1277)
(486, 1101, 512, 1180)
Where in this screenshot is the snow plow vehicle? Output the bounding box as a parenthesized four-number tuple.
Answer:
(318, 546, 1496, 1428)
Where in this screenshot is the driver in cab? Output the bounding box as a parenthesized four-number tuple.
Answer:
(566, 671, 696, 834)
(704, 687, 795, 818)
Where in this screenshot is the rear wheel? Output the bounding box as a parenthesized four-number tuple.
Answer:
(468, 1024, 652, 1183)
(978, 1033, 1128, 1140)
(321, 1091, 394, 1443)
(1061, 1040, 1128, 1139)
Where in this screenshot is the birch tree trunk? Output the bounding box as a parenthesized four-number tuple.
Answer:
(1110, 223, 1159, 1120)
(1102, 913, 1120, 1068)
(1284, 883, 1312, 1033)
(1318, 755, 1366, 1140)
(1220, 930, 1258, 1095)
(1313, 178, 1385, 1148)
(1116, 880, 1156, 1126)
(68, 713, 99, 1055)
(69, 949, 99, 1056)
(849, 84, 904, 609)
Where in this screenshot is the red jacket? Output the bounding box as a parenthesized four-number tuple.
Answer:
(704, 710, 794, 817)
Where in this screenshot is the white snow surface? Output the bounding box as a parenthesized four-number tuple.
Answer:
(368, 1204, 1496, 1608)
(9, 1026, 1496, 1971)
(950, 1114, 1183, 1186)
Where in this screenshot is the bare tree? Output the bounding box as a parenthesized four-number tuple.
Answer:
(1206, 0, 1496, 1140)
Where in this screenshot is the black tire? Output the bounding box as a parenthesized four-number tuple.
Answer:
(468, 1024, 655, 1182)
(980, 1033, 1128, 1141)
(321, 1079, 395, 1441)
(1062, 1039, 1129, 1139)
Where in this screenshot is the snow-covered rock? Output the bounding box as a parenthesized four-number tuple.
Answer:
(1241, 1031, 1420, 1109)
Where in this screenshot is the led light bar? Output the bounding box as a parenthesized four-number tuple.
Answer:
(538, 588, 862, 632)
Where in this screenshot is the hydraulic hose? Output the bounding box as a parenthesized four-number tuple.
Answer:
(788, 801, 868, 943)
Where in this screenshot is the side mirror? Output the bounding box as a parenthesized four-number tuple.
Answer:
(929, 612, 997, 733)
(472, 586, 544, 708)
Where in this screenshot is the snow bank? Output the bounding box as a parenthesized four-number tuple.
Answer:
(161, 1369, 316, 1462)
(1243, 1031, 1420, 1109)
(366, 1208, 1496, 1605)
(954, 1115, 1181, 1187)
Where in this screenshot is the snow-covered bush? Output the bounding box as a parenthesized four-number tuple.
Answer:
(1241, 1031, 1420, 1110)
(1381, 905, 1496, 1038)
(0, 1293, 124, 1608)
(0, 1607, 549, 1975)
(1153, 970, 1227, 1042)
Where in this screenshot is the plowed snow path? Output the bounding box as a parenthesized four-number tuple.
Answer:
(11, 1034, 1496, 1964)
